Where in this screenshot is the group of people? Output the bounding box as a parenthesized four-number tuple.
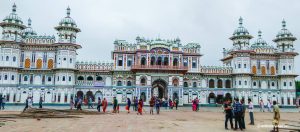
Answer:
(192, 97, 200, 111)
(224, 98, 281, 132)
(259, 99, 273, 112)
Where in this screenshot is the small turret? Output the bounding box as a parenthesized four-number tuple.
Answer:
(273, 19, 296, 52)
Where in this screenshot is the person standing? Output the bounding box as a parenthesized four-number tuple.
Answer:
(233, 98, 243, 131)
(133, 96, 138, 111)
(267, 99, 272, 112)
(169, 99, 173, 109)
(272, 101, 280, 132)
(195, 97, 200, 111)
(240, 99, 246, 129)
(149, 97, 155, 115)
(97, 97, 101, 112)
(39, 97, 43, 109)
(2, 96, 6, 110)
(28, 97, 33, 108)
(248, 99, 255, 125)
(0, 95, 3, 110)
(259, 99, 265, 112)
(137, 98, 143, 115)
(175, 98, 179, 110)
(70, 97, 74, 110)
(88, 97, 93, 109)
(155, 98, 161, 114)
(126, 98, 131, 113)
(113, 97, 118, 113)
(102, 98, 108, 113)
(224, 100, 233, 130)
(74, 96, 78, 109)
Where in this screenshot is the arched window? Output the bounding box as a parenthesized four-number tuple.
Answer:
(47, 59, 54, 69)
(209, 79, 215, 88)
(25, 58, 31, 68)
(11, 75, 14, 80)
(253, 82, 256, 86)
(164, 57, 168, 65)
(117, 81, 122, 86)
(77, 76, 84, 80)
(173, 79, 179, 87)
(217, 79, 222, 88)
(252, 66, 257, 74)
(127, 81, 132, 86)
(62, 76, 66, 81)
(140, 78, 146, 86)
(48, 77, 51, 82)
(150, 56, 155, 65)
(70, 58, 72, 63)
(69, 76, 72, 81)
(193, 82, 197, 87)
(13, 56, 16, 62)
(24, 76, 28, 81)
(96, 76, 103, 81)
(6, 56, 9, 61)
(261, 66, 266, 75)
(141, 57, 146, 65)
(87, 76, 93, 81)
(157, 57, 162, 65)
(270, 66, 275, 75)
(183, 82, 188, 87)
(36, 59, 42, 69)
(173, 58, 178, 66)
(283, 66, 286, 70)
(225, 80, 231, 88)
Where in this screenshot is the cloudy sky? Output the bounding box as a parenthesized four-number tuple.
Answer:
(0, 0, 299, 79)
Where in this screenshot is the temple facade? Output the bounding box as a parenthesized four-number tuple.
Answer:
(0, 4, 298, 106)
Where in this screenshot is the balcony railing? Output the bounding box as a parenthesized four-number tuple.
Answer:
(131, 65, 188, 72)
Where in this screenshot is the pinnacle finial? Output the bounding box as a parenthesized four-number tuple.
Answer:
(282, 19, 286, 29)
(67, 6, 71, 17)
(239, 17, 243, 27)
(12, 3, 16, 13)
(258, 30, 262, 38)
(28, 18, 32, 27)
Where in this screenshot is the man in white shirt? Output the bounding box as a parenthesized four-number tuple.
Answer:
(248, 99, 254, 125)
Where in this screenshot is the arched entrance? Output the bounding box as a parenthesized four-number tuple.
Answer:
(77, 91, 83, 98)
(224, 93, 232, 102)
(86, 91, 94, 101)
(152, 79, 168, 99)
(208, 92, 216, 104)
(173, 92, 178, 101)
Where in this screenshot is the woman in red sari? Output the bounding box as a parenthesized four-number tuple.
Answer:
(102, 98, 108, 113)
(137, 99, 143, 115)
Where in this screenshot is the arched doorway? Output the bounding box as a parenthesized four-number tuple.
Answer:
(173, 92, 178, 101)
(95, 91, 103, 100)
(86, 91, 94, 102)
(77, 91, 83, 98)
(140, 92, 146, 102)
(152, 79, 168, 99)
(208, 92, 216, 104)
(209, 79, 215, 88)
(225, 80, 231, 88)
(224, 93, 232, 102)
(217, 79, 222, 88)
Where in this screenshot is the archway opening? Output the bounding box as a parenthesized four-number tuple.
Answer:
(77, 91, 83, 99)
(224, 93, 232, 102)
(173, 92, 178, 101)
(208, 93, 216, 104)
(86, 91, 94, 102)
(152, 79, 167, 99)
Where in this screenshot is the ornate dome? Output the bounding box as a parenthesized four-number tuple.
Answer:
(251, 30, 269, 47)
(232, 17, 249, 36)
(2, 4, 23, 25)
(58, 7, 77, 28)
(22, 18, 37, 36)
(275, 20, 293, 38)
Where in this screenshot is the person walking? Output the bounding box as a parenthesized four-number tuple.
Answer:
(248, 99, 255, 125)
(259, 99, 265, 112)
(0, 95, 2, 111)
(233, 98, 243, 131)
(102, 98, 108, 113)
(169, 99, 173, 109)
(149, 97, 155, 115)
(126, 98, 131, 113)
(240, 99, 246, 129)
(224, 100, 233, 130)
(133, 96, 138, 111)
(77, 97, 82, 110)
(74, 96, 78, 109)
(195, 97, 200, 111)
(88, 97, 93, 109)
(28, 97, 33, 108)
(39, 97, 43, 109)
(97, 97, 101, 112)
(2, 96, 6, 110)
(272, 101, 280, 132)
(155, 98, 161, 114)
(23, 97, 29, 112)
(112, 97, 118, 113)
(267, 99, 272, 112)
(175, 98, 179, 110)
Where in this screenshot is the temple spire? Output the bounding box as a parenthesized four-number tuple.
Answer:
(12, 3, 16, 13)
(239, 17, 243, 27)
(258, 30, 262, 38)
(28, 18, 32, 27)
(67, 6, 71, 17)
(282, 19, 286, 29)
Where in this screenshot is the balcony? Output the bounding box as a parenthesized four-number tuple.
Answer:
(131, 65, 188, 73)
